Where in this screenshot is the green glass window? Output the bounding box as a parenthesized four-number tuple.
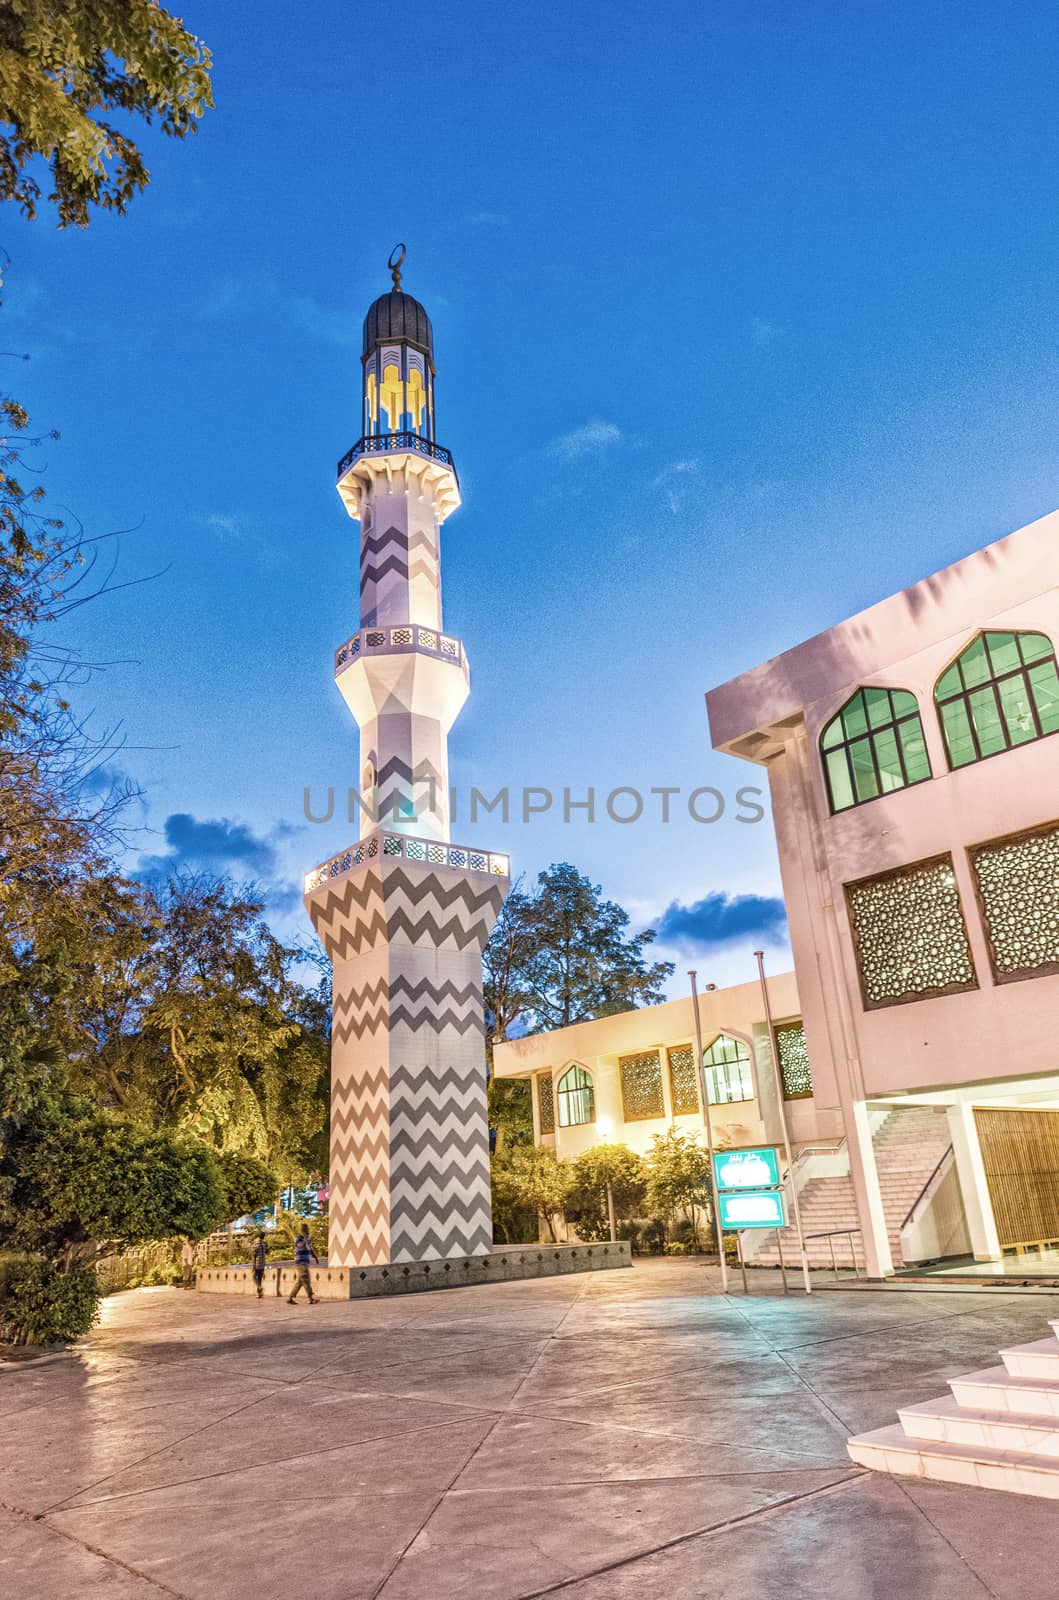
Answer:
(702, 1035, 755, 1105)
(556, 1065, 595, 1127)
(820, 688, 932, 814)
(935, 631, 1059, 769)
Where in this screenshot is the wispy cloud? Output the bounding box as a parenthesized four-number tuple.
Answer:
(656, 891, 787, 952)
(547, 420, 623, 463)
(651, 458, 701, 513)
(202, 512, 242, 539)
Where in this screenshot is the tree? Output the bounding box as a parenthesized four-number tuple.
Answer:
(17, 871, 330, 1177)
(489, 863, 674, 1034)
(491, 1144, 574, 1243)
(644, 1129, 715, 1247)
(567, 1143, 647, 1242)
(0, 0, 213, 227)
(482, 879, 538, 1053)
(213, 1149, 276, 1226)
(487, 1077, 532, 1153)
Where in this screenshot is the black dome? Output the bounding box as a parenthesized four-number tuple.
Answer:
(362, 291, 433, 359)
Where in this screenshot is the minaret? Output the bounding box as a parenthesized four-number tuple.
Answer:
(304, 247, 509, 1269)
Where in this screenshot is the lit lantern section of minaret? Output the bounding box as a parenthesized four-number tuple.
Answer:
(333, 246, 466, 840)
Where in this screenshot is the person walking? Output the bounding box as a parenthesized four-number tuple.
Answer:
(181, 1238, 195, 1288)
(251, 1230, 268, 1298)
(287, 1222, 319, 1304)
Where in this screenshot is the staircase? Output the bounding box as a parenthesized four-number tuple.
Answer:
(751, 1105, 952, 1271)
(849, 1321, 1059, 1497)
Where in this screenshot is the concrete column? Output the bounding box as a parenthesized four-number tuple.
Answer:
(850, 1100, 893, 1278)
(947, 1102, 1002, 1261)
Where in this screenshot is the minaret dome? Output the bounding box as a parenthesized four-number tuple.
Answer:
(360, 245, 436, 444)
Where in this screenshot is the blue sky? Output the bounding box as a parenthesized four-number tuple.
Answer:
(8, 0, 1059, 988)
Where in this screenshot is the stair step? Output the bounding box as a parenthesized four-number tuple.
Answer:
(1001, 1338, 1059, 1381)
(898, 1395, 1059, 1457)
(847, 1423, 1059, 1498)
(950, 1365, 1059, 1418)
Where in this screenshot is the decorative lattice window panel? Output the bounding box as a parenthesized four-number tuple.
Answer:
(538, 1073, 555, 1134)
(667, 1045, 700, 1115)
(775, 1021, 813, 1099)
(972, 822, 1059, 983)
(619, 1051, 665, 1121)
(845, 854, 977, 1009)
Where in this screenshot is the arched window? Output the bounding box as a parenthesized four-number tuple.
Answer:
(935, 631, 1059, 769)
(556, 1065, 595, 1127)
(820, 688, 931, 813)
(702, 1035, 755, 1105)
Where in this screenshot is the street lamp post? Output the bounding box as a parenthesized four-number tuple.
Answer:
(754, 950, 812, 1295)
(597, 1115, 618, 1243)
(689, 970, 728, 1294)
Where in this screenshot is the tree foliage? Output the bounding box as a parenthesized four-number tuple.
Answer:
(0, 0, 213, 227)
(644, 1129, 715, 1245)
(491, 1144, 574, 1243)
(567, 1143, 647, 1241)
(484, 863, 674, 1042)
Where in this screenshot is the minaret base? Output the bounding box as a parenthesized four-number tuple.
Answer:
(305, 835, 509, 1267)
(195, 1241, 633, 1298)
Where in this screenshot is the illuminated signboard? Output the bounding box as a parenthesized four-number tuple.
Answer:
(718, 1188, 787, 1230)
(713, 1146, 781, 1193)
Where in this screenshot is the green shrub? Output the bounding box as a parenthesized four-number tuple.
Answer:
(0, 1256, 100, 1345)
(639, 1218, 667, 1254)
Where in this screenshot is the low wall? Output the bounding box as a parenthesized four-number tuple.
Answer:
(196, 1241, 631, 1300)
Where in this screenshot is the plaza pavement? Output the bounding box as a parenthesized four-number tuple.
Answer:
(2, 1258, 1058, 1600)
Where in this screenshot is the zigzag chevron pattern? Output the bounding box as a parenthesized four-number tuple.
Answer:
(360, 552, 439, 588)
(360, 525, 437, 565)
(329, 1065, 390, 1266)
(375, 755, 445, 790)
(309, 867, 506, 960)
(374, 756, 446, 825)
(308, 871, 387, 962)
(332, 975, 483, 1044)
(390, 1222, 492, 1260)
(389, 1058, 492, 1260)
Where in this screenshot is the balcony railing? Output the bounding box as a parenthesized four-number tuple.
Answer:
(337, 433, 456, 480)
(305, 829, 509, 894)
(334, 625, 463, 675)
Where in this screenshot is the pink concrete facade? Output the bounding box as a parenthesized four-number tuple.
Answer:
(707, 509, 1059, 1273)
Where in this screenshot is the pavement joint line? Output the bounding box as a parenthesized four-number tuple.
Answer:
(723, 1297, 1035, 1355)
(720, 1293, 874, 1440)
(40, 1382, 290, 1515)
(42, 1410, 499, 1512)
(1, 1497, 191, 1600)
(368, 1268, 601, 1600)
(889, 1477, 1001, 1600)
(486, 1469, 866, 1600)
(497, 1400, 851, 1462)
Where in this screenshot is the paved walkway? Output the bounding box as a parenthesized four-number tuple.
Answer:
(2, 1259, 1058, 1600)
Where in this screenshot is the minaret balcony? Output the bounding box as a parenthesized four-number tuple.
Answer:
(335, 624, 465, 678)
(305, 828, 509, 896)
(336, 434, 460, 523)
